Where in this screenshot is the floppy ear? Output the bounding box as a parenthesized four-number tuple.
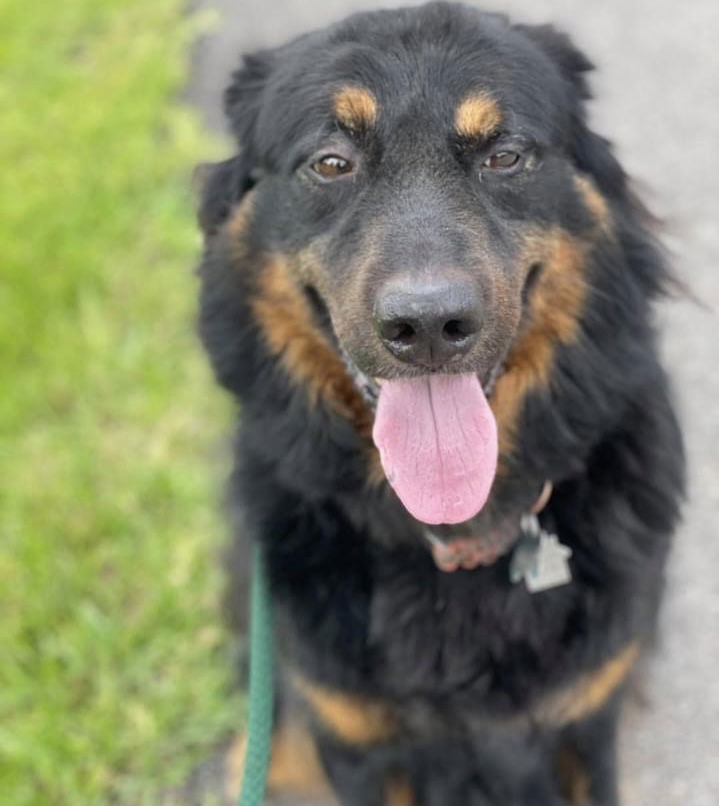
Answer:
(514, 24, 593, 98)
(195, 50, 276, 235)
(516, 24, 628, 199)
(194, 156, 251, 235)
(224, 49, 276, 147)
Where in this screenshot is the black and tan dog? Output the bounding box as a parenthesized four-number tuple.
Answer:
(196, 3, 684, 804)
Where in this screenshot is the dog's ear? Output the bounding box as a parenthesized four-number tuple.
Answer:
(224, 49, 276, 147)
(571, 122, 627, 200)
(517, 24, 627, 199)
(195, 50, 276, 236)
(194, 156, 251, 236)
(514, 24, 593, 99)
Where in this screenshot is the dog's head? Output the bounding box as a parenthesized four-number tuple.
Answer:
(198, 3, 635, 528)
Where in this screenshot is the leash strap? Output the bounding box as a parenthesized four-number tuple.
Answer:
(239, 543, 274, 806)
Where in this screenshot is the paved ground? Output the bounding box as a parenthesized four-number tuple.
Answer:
(187, 2, 719, 803)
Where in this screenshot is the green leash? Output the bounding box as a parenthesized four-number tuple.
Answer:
(239, 543, 274, 806)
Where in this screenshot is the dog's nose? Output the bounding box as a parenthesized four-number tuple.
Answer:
(374, 278, 482, 367)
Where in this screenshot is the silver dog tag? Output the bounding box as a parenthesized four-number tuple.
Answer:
(510, 514, 573, 592)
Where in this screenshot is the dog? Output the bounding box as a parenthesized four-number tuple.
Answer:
(196, 3, 685, 804)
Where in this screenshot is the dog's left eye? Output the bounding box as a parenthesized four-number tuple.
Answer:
(482, 150, 521, 171)
(311, 155, 354, 179)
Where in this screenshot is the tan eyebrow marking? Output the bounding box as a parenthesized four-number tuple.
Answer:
(333, 86, 378, 130)
(454, 91, 503, 139)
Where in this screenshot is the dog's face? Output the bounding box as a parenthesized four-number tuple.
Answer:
(201, 3, 618, 527)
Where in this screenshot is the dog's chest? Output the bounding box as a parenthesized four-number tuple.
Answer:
(366, 558, 570, 705)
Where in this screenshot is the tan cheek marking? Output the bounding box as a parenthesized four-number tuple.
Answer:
(536, 642, 640, 726)
(385, 774, 416, 806)
(294, 675, 398, 746)
(454, 91, 502, 139)
(225, 191, 257, 243)
(491, 229, 588, 460)
(251, 257, 373, 437)
(334, 85, 378, 130)
(573, 174, 612, 234)
(224, 723, 329, 800)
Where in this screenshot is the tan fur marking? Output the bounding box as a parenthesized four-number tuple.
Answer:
(491, 229, 588, 458)
(224, 733, 248, 801)
(574, 174, 612, 233)
(455, 92, 502, 139)
(294, 676, 397, 746)
(556, 745, 592, 805)
(385, 774, 416, 806)
(537, 642, 640, 726)
(225, 191, 256, 241)
(334, 86, 378, 130)
(224, 723, 329, 800)
(251, 257, 373, 435)
(491, 230, 586, 456)
(267, 722, 330, 796)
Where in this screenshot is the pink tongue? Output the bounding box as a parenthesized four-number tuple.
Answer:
(372, 374, 498, 525)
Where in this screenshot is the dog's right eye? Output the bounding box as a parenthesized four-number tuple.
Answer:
(310, 155, 354, 179)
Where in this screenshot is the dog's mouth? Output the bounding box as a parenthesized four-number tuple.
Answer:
(339, 348, 503, 526)
(308, 285, 504, 526)
(339, 348, 504, 408)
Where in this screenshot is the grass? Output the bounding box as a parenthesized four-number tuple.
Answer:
(0, 1, 242, 802)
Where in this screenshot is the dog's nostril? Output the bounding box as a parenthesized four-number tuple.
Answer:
(374, 277, 483, 366)
(442, 318, 476, 343)
(382, 320, 417, 345)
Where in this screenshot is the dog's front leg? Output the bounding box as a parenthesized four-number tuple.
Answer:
(315, 734, 404, 806)
(556, 695, 623, 806)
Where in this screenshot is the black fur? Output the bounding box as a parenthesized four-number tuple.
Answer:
(197, 4, 684, 804)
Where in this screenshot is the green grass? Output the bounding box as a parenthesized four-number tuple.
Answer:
(0, 1, 242, 802)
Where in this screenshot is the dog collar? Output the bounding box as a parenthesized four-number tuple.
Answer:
(424, 481, 573, 592)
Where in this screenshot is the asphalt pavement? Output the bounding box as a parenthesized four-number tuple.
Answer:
(186, 2, 719, 803)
